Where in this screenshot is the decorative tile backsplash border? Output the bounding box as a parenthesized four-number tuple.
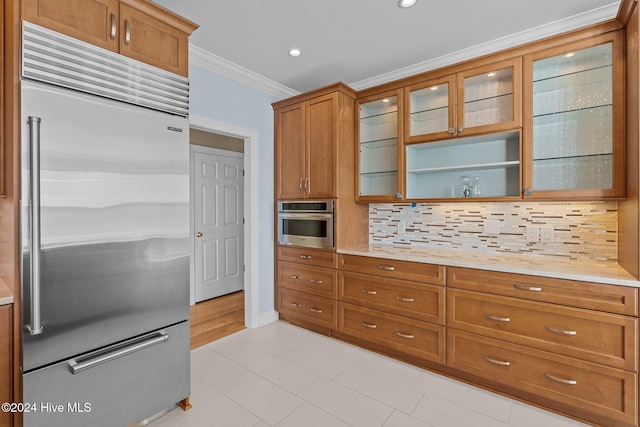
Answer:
(369, 202, 618, 261)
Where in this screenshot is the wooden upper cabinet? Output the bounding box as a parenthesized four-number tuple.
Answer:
(274, 86, 354, 200)
(405, 58, 522, 144)
(356, 89, 404, 202)
(119, 2, 191, 76)
(275, 102, 306, 199)
(22, 0, 119, 51)
(22, 0, 198, 76)
(522, 31, 625, 199)
(305, 93, 337, 199)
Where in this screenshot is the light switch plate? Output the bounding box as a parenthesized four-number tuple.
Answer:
(483, 220, 500, 235)
(540, 225, 554, 243)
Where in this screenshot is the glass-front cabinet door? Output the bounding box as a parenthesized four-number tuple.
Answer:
(456, 58, 521, 136)
(405, 75, 455, 143)
(523, 32, 624, 199)
(356, 90, 403, 201)
(405, 58, 521, 143)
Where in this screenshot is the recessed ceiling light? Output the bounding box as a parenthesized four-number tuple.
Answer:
(398, 0, 417, 8)
(487, 72, 496, 77)
(565, 52, 575, 58)
(430, 85, 438, 91)
(382, 98, 390, 103)
(288, 49, 301, 57)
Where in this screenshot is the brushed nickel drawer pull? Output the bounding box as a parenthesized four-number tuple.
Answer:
(361, 322, 377, 329)
(545, 373, 577, 385)
(513, 283, 542, 292)
(396, 332, 414, 339)
(309, 308, 323, 313)
(485, 314, 511, 322)
(290, 302, 301, 308)
(361, 289, 377, 295)
(377, 265, 395, 271)
(110, 13, 117, 40)
(310, 279, 323, 284)
(545, 326, 577, 336)
(396, 296, 415, 302)
(484, 356, 511, 366)
(289, 275, 300, 279)
(299, 255, 312, 259)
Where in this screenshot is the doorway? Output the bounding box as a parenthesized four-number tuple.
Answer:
(188, 115, 260, 331)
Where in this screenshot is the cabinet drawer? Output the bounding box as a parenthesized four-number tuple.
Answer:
(339, 271, 444, 324)
(279, 288, 337, 329)
(338, 254, 445, 285)
(278, 246, 337, 268)
(448, 289, 638, 371)
(338, 302, 445, 364)
(447, 329, 637, 427)
(279, 262, 337, 299)
(448, 267, 638, 316)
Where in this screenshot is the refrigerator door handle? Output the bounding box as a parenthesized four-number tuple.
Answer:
(68, 332, 169, 375)
(26, 116, 43, 336)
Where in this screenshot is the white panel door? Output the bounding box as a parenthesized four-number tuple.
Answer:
(194, 149, 244, 302)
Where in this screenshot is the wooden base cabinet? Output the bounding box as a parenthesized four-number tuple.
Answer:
(447, 267, 639, 427)
(448, 329, 638, 427)
(337, 254, 446, 363)
(276, 246, 338, 331)
(338, 302, 445, 364)
(0, 305, 12, 427)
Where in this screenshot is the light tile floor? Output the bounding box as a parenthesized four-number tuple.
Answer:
(150, 321, 590, 427)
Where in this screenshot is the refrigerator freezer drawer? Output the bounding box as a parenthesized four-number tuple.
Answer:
(23, 321, 190, 427)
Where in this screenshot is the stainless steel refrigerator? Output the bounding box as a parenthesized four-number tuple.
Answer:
(20, 22, 191, 427)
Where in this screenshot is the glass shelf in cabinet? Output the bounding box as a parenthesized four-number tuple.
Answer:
(533, 43, 612, 81)
(360, 170, 398, 176)
(533, 152, 613, 162)
(360, 110, 398, 126)
(407, 160, 519, 175)
(410, 104, 448, 119)
(532, 154, 612, 190)
(360, 137, 398, 148)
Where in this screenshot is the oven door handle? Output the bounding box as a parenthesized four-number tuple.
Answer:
(278, 213, 333, 220)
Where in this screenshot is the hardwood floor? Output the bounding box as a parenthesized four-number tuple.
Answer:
(189, 291, 245, 350)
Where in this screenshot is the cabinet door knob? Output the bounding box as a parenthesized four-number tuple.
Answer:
(523, 187, 533, 196)
(361, 322, 377, 329)
(377, 265, 395, 271)
(196, 232, 203, 238)
(545, 373, 577, 385)
(309, 279, 323, 284)
(395, 296, 415, 302)
(448, 128, 455, 134)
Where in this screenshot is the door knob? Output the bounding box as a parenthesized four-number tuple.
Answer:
(196, 232, 203, 238)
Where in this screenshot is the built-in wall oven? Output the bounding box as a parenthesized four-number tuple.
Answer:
(277, 200, 334, 249)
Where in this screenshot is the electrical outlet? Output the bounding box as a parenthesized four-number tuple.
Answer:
(525, 226, 540, 243)
(483, 220, 500, 235)
(540, 225, 554, 243)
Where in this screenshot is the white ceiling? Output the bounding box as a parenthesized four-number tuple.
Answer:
(153, 0, 621, 96)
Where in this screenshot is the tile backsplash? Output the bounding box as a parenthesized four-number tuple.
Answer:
(369, 202, 618, 261)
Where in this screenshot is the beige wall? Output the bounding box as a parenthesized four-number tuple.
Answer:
(190, 128, 244, 153)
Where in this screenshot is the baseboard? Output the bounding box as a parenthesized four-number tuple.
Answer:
(253, 310, 279, 328)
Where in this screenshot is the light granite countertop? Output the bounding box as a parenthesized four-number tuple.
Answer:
(0, 278, 13, 305)
(338, 243, 640, 287)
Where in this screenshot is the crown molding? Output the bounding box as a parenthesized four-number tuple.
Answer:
(348, 2, 620, 90)
(189, 44, 299, 99)
(188, 2, 619, 98)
